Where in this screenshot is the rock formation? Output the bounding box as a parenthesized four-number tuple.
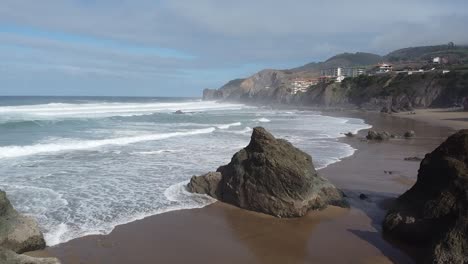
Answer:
(187, 127, 347, 217)
(366, 130, 391, 141)
(404, 130, 415, 138)
(383, 129, 468, 263)
(0, 247, 60, 264)
(187, 172, 221, 198)
(0, 191, 60, 263)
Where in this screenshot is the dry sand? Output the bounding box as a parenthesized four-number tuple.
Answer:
(28, 111, 459, 264)
(394, 108, 467, 131)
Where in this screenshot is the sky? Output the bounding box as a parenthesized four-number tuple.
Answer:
(1, 0, 467, 97)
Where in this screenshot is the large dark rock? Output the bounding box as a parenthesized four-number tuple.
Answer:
(188, 127, 346, 217)
(0, 191, 46, 253)
(383, 129, 468, 263)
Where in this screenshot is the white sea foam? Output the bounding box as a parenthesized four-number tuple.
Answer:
(255, 118, 271, 123)
(132, 150, 178, 155)
(0, 128, 216, 159)
(0, 101, 250, 122)
(216, 122, 242, 129)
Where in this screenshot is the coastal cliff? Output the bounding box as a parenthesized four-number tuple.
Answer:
(204, 71, 468, 110)
(203, 44, 468, 111)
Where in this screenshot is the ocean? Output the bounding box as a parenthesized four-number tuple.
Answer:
(0, 96, 371, 246)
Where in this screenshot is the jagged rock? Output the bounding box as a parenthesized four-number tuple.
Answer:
(0, 191, 46, 254)
(174, 110, 184, 114)
(187, 172, 221, 198)
(344, 132, 355, 137)
(404, 130, 415, 138)
(188, 127, 347, 217)
(383, 129, 468, 263)
(0, 247, 60, 264)
(366, 130, 390, 141)
(359, 194, 369, 200)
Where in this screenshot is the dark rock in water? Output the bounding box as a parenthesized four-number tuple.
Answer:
(359, 194, 369, 200)
(0, 247, 60, 264)
(0, 191, 46, 253)
(366, 130, 390, 141)
(404, 156, 423, 162)
(187, 172, 221, 199)
(383, 129, 468, 263)
(188, 127, 347, 217)
(404, 130, 415, 138)
(174, 110, 184, 114)
(344, 132, 355, 137)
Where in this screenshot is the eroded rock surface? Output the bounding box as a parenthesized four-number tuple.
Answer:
(188, 127, 346, 217)
(383, 129, 468, 263)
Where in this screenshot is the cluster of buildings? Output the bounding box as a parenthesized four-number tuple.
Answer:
(320, 67, 366, 82)
(291, 78, 319, 94)
(287, 56, 451, 94)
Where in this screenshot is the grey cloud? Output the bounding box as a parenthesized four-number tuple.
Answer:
(0, 0, 467, 96)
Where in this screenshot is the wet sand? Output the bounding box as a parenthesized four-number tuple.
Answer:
(29, 111, 457, 264)
(394, 108, 467, 131)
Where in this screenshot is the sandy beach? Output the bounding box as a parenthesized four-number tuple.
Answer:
(28, 110, 465, 264)
(394, 108, 467, 131)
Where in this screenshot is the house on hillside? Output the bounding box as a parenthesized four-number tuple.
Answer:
(377, 63, 393, 73)
(290, 78, 319, 94)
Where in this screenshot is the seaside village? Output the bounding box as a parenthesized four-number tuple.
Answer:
(290, 56, 452, 95)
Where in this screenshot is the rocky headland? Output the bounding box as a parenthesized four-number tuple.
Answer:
(383, 129, 468, 263)
(0, 191, 60, 264)
(203, 45, 468, 112)
(187, 127, 347, 217)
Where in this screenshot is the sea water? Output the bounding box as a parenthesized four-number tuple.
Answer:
(0, 96, 371, 246)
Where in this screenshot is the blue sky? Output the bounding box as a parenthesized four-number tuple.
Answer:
(1, 0, 467, 97)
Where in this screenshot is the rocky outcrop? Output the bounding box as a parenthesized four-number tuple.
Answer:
(0, 191, 46, 253)
(187, 172, 221, 199)
(0, 248, 60, 264)
(383, 129, 468, 263)
(0, 191, 60, 263)
(188, 127, 347, 217)
(404, 130, 415, 138)
(366, 130, 391, 141)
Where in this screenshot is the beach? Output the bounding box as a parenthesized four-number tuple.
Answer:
(26, 109, 464, 264)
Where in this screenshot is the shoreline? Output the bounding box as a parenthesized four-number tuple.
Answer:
(29, 109, 462, 263)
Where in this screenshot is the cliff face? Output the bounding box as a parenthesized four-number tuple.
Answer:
(204, 71, 468, 110)
(203, 44, 468, 110)
(203, 70, 289, 101)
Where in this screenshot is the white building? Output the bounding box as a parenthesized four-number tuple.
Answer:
(320, 67, 365, 80)
(378, 63, 393, 73)
(433, 57, 441, 64)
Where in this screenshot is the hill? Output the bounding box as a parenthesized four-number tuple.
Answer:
(385, 43, 468, 63)
(292, 52, 382, 72)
